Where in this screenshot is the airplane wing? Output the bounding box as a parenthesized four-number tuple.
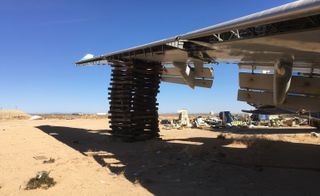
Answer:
(76, 0, 320, 113)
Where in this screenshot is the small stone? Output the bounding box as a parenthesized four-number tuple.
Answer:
(109, 172, 117, 176)
(311, 132, 320, 138)
(49, 132, 59, 136)
(43, 158, 55, 164)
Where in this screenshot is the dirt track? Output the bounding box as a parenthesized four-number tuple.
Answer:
(0, 118, 320, 196)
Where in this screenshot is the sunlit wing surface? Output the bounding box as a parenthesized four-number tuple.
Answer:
(76, 0, 320, 113)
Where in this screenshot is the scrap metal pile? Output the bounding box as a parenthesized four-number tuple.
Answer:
(160, 110, 313, 130)
(161, 110, 192, 130)
(108, 60, 162, 141)
(193, 115, 221, 128)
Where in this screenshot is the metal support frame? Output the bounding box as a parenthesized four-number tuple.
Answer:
(213, 33, 223, 42)
(195, 14, 320, 45)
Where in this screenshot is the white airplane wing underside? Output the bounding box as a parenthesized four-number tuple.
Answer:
(76, 0, 320, 113)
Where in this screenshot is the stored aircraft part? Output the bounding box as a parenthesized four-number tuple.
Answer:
(160, 119, 171, 125)
(273, 59, 293, 105)
(219, 111, 234, 126)
(193, 116, 221, 128)
(76, 0, 320, 134)
(76, 0, 320, 67)
(162, 67, 213, 78)
(177, 109, 192, 127)
(173, 62, 196, 88)
(238, 69, 320, 112)
(242, 108, 295, 115)
(239, 73, 320, 96)
(161, 66, 214, 88)
(161, 77, 213, 88)
(193, 117, 209, 128)
(108, 60, 162, 140)
(238, 90, 320, 112)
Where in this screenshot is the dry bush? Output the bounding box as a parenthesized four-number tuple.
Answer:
(25, 171, 56, 190)
(43, 158, 55, 164)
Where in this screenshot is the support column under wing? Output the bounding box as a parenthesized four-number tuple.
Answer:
(108, 60, 162, 141)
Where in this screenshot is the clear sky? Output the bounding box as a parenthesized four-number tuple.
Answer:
(0, 0, 294, 114)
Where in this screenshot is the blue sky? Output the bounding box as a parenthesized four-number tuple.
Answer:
(0, 0, 294, 114)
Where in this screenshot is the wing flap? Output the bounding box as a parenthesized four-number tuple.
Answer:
(239, 72, 320, 95)
(162, 67, 213, 78)
(161, 77, 213, 88)
(238, 90, 320, 112)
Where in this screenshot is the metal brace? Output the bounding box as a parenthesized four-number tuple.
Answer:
(231, 30, 241, 39)
(213, 33, 223, 42)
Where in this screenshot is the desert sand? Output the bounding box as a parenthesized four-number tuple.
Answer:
(0, 117, 320, 196)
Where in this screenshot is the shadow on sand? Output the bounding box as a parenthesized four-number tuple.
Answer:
(212, 127, 318, 134)
(36, 125, 320, 196)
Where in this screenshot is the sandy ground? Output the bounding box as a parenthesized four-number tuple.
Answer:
(0, 118, 320, 196)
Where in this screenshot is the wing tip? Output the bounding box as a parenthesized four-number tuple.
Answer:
(75, 54, 97, 65)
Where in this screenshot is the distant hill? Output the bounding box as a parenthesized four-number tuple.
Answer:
(0, 110, 30, 120)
